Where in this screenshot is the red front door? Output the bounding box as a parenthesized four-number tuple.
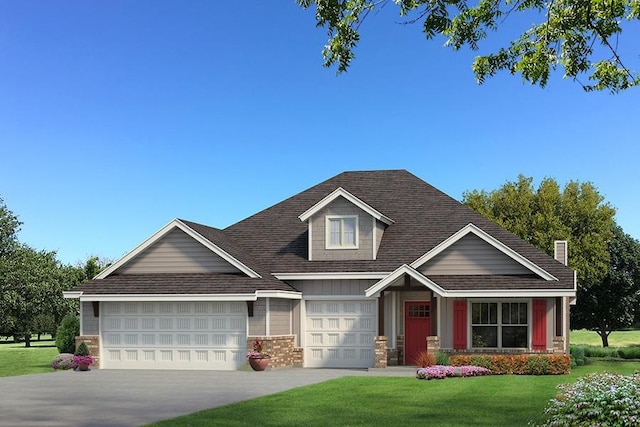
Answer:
(405, 301, 431, 365)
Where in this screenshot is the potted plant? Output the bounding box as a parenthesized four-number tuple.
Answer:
(246, 339, 271, 371)
(73, 342, 94, 371)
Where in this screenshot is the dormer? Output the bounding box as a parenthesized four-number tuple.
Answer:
(298, 187, 394, 261)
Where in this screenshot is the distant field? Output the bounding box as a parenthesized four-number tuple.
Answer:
(571, 329, 640, 347)
(0, 335, 58, 377)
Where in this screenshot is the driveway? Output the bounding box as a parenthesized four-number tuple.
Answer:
(0, 367, 413, 427)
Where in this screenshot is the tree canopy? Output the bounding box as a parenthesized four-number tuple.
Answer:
(571, 225, 640, 346)
(0, 197, 106, 346)
(463, 175, 616, 287)
(297, 0, 640, 93)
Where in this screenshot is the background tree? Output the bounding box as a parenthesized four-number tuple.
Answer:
(463, 175, 616, 287)
(571, 225, 640, 346)
(297, 0, 640, 93)
(0, 197, 104, 346)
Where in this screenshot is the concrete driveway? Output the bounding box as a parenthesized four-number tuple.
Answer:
(0, 367, 412, 427)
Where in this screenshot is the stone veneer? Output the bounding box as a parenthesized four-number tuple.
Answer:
(75, 335, 100, 368)
(374, 336, 388, 368)
(247, 335, 303, 368)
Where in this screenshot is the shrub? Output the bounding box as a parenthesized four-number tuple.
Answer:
(449, 354, 570, 375)
(583, 346, 620, 358)
(570, 345, 587, 366)
(416, 365, 491, 380)
(55, 315, 79, 354)
(618, 347, 640, 360)
(435, 351, 449, 366)
(413, 351, 436, 367)
(538, 372, 640, 426)
(51, 353, 74, 370)
(75, 342, 90, 356)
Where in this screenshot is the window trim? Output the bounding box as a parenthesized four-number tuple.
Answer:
(470, 300, 530, 349)
(325, 215, 359, 249)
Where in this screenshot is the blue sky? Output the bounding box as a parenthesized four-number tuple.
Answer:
(1, 1, 638, 265)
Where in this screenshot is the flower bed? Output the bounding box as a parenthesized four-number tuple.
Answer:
(449, 354, 571, 375)
(416, 365, 491, 380)
(538, 372, 640, 426)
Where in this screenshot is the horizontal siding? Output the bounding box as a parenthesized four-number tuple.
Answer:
(420, 234, 532, 275)
(375, 219, 385, 258)
(82, 301, 99, 335)
(291, 279, 377, 296)
(310, 197, 374, 261)
(117, 228, 241, 274)
(269, 299, 291, 335)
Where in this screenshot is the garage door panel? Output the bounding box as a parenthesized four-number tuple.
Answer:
(304, 300, 376, 368)
(102, 302, 246, 370)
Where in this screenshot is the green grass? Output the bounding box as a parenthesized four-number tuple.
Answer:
(0, 335, 59, 377)
(571, 329, 640, 347)
(148, 361, 640, 427)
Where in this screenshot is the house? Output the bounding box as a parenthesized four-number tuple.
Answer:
(64, 170, 576, 370)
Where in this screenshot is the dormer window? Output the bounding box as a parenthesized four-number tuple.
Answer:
(326, 215, 358, 249)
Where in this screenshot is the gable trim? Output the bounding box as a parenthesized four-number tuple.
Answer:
(96, 219, 261, 279)
(298, 187, 394, 225)
(273, 272, 390, 280)
(365, 265, 448, 298)
(410, 223, 558, 281)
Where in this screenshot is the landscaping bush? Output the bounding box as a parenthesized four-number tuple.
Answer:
(75, 342, 90, 356)
(538, 372, 640, 426)
(449, 354, 570, 375)
(570, 346, 587, 366)
(582, 346, 620, 358)
(55, 315, 79, 354)
(51, 353, 74, 370)
(435, 351, 449, 366)
(618, 347, 640, 360)
(413, 351, 436, 367)
(416, 365, 491, 380)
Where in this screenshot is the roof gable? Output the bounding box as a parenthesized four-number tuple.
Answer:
(410, 223, 557, 281)
(97, 219, 261, 279)
(298, 187, 394, 225)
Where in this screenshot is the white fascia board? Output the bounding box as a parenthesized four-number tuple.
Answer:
(273, 272, 390, 280)
(303, 295, 373, 301)
(410, 223, 558, 281)
(444, 289, 576, 298)
(63, 291, 83, 299)
(365, 265, 448, 298)
(298, 187, 394, 225)
(96, 219, 260, 279)
(255, 290, 303, 300)
(77, 293, 259, 302)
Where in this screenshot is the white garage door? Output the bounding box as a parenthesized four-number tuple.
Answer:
(101, 301, 246, 370)
(304, 300, 376, 368)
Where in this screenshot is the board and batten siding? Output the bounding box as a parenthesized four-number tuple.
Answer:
(291, 279, 377, 296)
(82, 301, 99, 335)
(116, 228, 241, 274)
(419, 234, 532, 275)
(269, 299, 292, 335)
(309, 197, 374, 261)
(248, 299, 266, 336)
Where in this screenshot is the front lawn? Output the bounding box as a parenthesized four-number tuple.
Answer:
(148, 361, 640, 427)
(0, 335, 58, 377)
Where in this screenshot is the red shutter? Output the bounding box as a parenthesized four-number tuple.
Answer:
(453, 300, 467, 350)
(532, 299, 547, 350)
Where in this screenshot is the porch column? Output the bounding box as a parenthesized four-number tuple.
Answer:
(378, 293, 385, 336)
(430, 293, 437, 334)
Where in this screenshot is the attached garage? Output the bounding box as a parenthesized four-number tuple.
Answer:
(304, 300, 376, 368)
(101, 301, 247, 370)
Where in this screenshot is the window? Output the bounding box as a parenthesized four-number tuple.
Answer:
(471, 302, 528, 348)
(326, 216, 358, 248)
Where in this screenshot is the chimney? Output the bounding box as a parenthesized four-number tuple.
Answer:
(554, 240, 568, 265)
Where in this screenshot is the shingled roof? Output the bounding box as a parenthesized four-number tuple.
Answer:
(73, 170, 575, 295)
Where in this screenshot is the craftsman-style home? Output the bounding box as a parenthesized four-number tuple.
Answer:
(65, 170, 576, 370)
